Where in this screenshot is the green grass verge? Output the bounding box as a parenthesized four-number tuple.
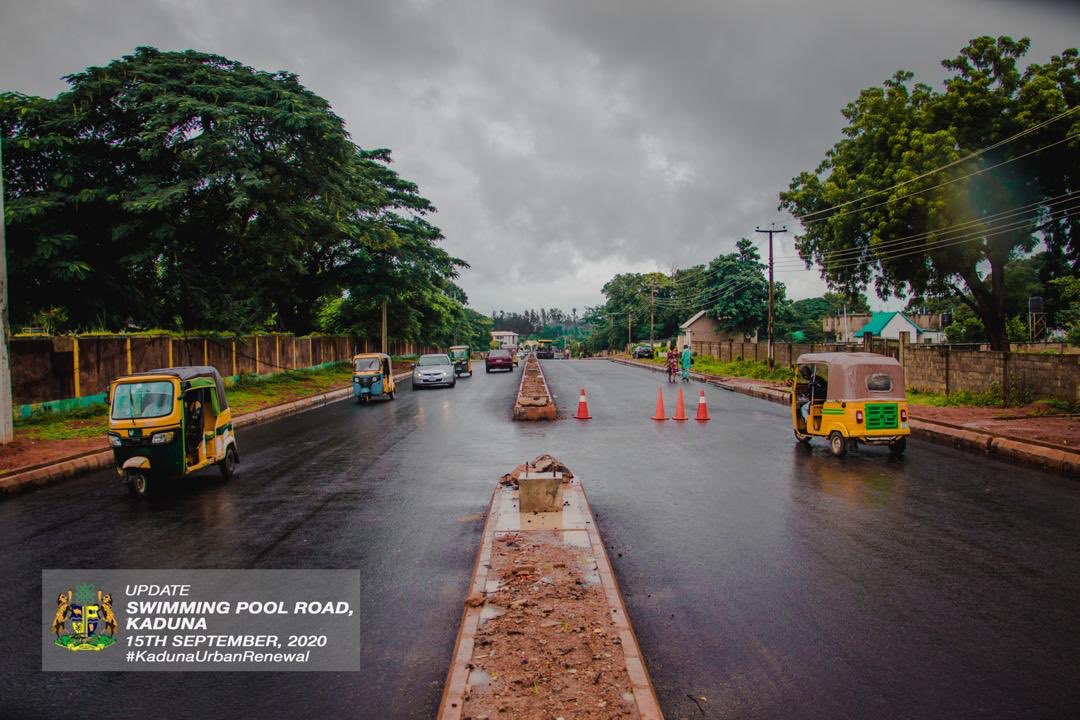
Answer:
(642, 354, 790, 382)
(222, 362, 353, 415)
(907, 388, 1080, 414)
(14, 362, 354, 442)
(906, 389, 1003, 407)
(14, 404, 108, 441)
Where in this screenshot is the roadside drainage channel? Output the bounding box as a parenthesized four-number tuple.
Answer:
(513, 355, 557, 421)
(438, 459, 663, 719)
(0, 371, 414, 498)
(608, 356, 1080, 476)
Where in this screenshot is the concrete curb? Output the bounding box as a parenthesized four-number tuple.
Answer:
(437, 476, 664, 719)
(608, 357, 1080, 476)
(0, 370, 413, 498)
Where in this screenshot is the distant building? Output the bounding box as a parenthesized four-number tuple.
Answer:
(852, 311, 945, 344)
(490, 331, 519, 348)
(822, 313, 871, 342)
(825, 312, 946, 343)
(677, 310, 752, 349)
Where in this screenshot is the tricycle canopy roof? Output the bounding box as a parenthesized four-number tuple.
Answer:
(116, 366, 228, 409)
(353, 353, 392, 371)
(794, 352, 905, 401)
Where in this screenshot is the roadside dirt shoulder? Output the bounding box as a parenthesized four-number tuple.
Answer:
(909, 405, 1079, 449)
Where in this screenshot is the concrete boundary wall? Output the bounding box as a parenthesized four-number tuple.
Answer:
(12, 333, 443, 414)
(691, 336, 1079, 403)
(11, 334, 348, 410)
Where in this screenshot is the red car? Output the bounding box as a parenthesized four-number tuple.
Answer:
(485, 348, 515, 372)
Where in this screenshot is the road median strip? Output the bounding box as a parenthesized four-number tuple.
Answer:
(608, 356, 1079, 475)
(0, 370, 414, 497)
(438, 455, 662, 719)
(513, 355, 557, 421)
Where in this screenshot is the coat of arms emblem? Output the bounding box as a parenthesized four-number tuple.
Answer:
(52, 583, 118, 652)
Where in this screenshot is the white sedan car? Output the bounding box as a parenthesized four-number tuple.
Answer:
(412, 354, 457, 389)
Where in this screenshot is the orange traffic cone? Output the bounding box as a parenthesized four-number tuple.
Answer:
(673, 387, 688, 421)
(695, 389, 711, 421)
(574, 388, 592, 420)
(652, 387, 668, 421)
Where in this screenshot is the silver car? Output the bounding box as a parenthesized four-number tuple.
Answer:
(412, 353, 457, 390)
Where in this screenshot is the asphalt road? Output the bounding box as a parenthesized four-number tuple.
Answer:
(2, 359, 1079, 719)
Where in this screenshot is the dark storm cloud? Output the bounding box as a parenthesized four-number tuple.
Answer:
(1, 0, 1077, 312)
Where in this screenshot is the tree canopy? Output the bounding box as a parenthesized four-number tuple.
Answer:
(583, 239, 815, 352)
(1, 46, 472, 344)
(779, 36, 1079, 350)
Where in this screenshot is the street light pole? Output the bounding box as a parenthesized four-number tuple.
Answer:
(755, 223, 787, 368)
(0, 138, 13, 443)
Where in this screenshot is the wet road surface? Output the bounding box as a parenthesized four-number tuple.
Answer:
(2, 359, 1079, 719)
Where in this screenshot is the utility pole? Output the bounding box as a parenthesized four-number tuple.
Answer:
(628, 312, 632, 351)
(755, 223, 787, 368)
(0, 138, 12, 443)
(380, 300, 387, 355)
(650, 286, 656, 347)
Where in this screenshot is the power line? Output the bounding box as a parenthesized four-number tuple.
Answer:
(796, 106, 1080, 223)
(799, 132, 1078, 230)
(772, 201, 1080, 272)
(771, 192, 1080, 270)
(654, 200, 1080, 313)
(779, 188, 1080, 267)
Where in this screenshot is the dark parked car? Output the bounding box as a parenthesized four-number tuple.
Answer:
(485, 348, 514, 372)
(633, 345, 654, 359)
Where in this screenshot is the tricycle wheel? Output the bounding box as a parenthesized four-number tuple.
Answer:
(793, 430, 812, 444)
(387, 389, 395, 400)
(889, 437, 907, 456)
(828, 431, 848, 457)
(127, 471, 151, 498)
(219, 445, 238, 480)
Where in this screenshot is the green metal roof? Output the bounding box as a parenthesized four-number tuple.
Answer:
(853, 311, 922, 337)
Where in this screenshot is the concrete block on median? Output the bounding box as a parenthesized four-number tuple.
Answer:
(518, 472, 563, 512)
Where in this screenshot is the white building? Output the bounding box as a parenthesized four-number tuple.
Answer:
(490, 331, 519, 348)
(853, 312, 946, 344)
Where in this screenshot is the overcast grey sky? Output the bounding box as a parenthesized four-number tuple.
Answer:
(1, 0, 1077, 314)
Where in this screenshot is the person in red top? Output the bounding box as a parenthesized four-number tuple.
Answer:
(666, 347, 678, 383)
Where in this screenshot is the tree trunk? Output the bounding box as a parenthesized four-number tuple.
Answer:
(985, 256, 1010, 352)
(959, 266, 1008, 352)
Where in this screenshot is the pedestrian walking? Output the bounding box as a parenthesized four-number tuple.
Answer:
(680, 345, 693, 383)
(666, 347, 678, 383)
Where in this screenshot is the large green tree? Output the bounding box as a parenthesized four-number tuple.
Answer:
(1, 47, 464, 335)
(702, 237, 780, 338)
(594, 271, 681, 349)
(780, 37, 1079, 350)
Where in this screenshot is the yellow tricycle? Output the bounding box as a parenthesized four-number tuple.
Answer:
(353, 353, 396, 403)
(449, 345, 473, 377)
(792, 352, 910, 457)
(107, 366, 238, 497)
